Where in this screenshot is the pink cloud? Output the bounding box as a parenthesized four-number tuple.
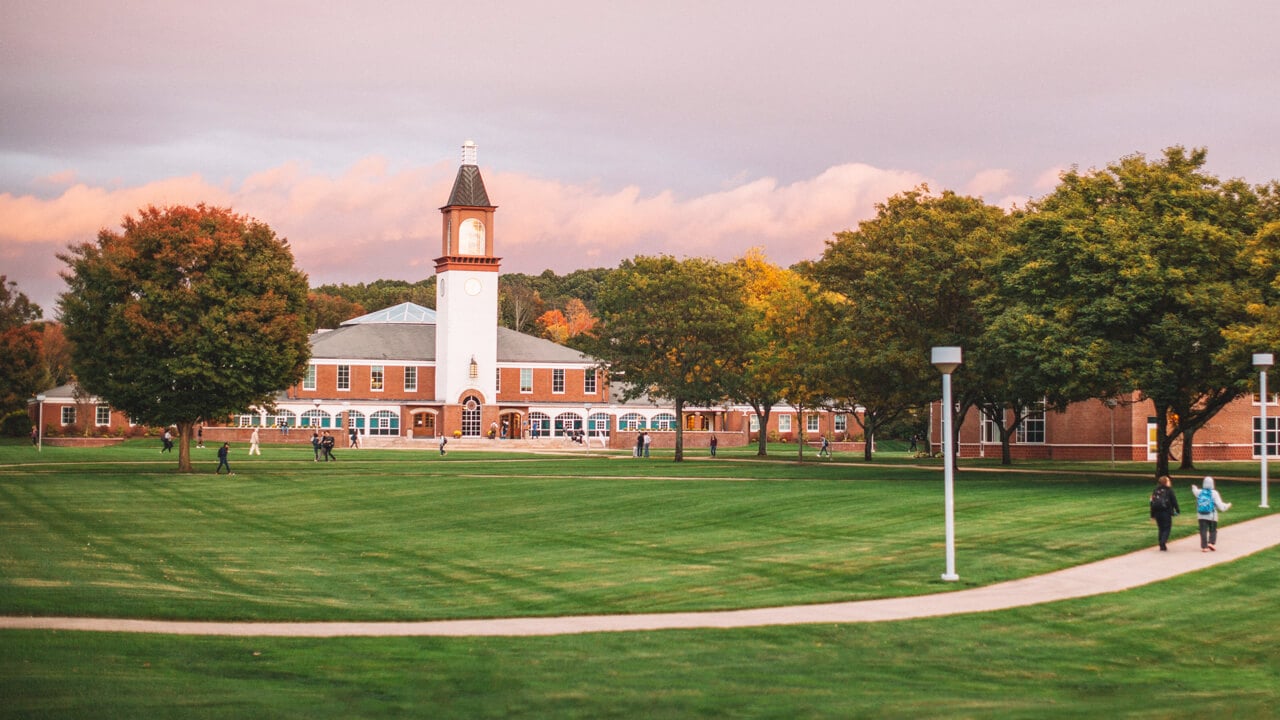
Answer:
(0, 156, 926, 310)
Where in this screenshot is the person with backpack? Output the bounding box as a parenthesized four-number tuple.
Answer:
(1148, 475, 1180, 551)
(1189, 476, 1232, 552)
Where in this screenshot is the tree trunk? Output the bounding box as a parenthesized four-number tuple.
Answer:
(1178, 427, 1197, 470)
(1153, 407, 1172, 478)
(176, 420, 194, 473)
(756, 407, 771, 456)
(797, 407, 805, 460)
(673, 398, 685, 462)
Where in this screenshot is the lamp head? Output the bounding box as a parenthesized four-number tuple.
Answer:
(1254, 353, 1274, 369)
(931, 346, 963, 374)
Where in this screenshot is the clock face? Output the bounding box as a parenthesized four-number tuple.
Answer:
(464, 278, 482, 296)
(459, 218, 485, 255)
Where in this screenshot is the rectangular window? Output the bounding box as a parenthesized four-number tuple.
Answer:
(807, 414, 820, 433)
(553, 368, 565, 394)
(834, 414, 847, 432)
(96, 405, 111, 426)
(303, 364, 316, 391)
(61, 406, 76, 425)
(1016, 401, 1046, 444)
(337, 365, 350, 391)
(370, 365, 384, 392)
(982, 414, 999, 444)
(1254, 416, 1280, 458)
(404, 366, 417, 392)
(520, 368, 533, 393)
(584, 369, 597, 394)
(778, 415, 792, 432)
(495, 368, 502, 393)
(750, 414, 760, 432)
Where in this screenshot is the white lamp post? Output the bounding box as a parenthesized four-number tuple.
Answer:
(1255, 353, 1273, 508)
(35, 393, 46, 452)
(932, 346, 962, 582)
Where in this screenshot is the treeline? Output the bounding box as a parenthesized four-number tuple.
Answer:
(308, 269, 612, 350)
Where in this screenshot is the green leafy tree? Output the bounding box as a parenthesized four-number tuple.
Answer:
(0, 276, 44, 415)
(59, 205, 311, 472)
(307, 292, 365, 330)
(805, 188, 1005, 460)
(590, 256, 753, 461)
(993, 148, 1264, 476)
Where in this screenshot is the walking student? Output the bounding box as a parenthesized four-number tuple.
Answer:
(248, 427, 261, 455)
(1148, 475, 1180, 551)
(215, 442, 234, 475)
(1190, 476, 1231, 552)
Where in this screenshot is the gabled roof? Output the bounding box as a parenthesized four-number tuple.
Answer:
(496, 327, 594, 364)
(444, 164, 493, 208)
(341, 302, 436, 325)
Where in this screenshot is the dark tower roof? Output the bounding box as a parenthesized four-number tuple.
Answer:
(443, 141, 493, 208)
(445, 163, 492, 208)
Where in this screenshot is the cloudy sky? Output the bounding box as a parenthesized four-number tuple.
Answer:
(3, 1, 1278, 313)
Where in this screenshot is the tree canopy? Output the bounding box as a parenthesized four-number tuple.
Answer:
(0, 276, 45, 418)
(590, 255, 753, 461)
(58, 205, 312, 471)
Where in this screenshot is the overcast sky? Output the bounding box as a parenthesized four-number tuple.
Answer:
(3, 1, 1279, 313)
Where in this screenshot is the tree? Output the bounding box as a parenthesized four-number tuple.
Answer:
(805, 188, 1006, 460)
(535, 298, 598, 347)
(0, 276, 45, 415)
(58, 205, 312, 472)
(992, 148, 1264, 476)
(307, 292, 365, 330)
(590, 255, 753, 461)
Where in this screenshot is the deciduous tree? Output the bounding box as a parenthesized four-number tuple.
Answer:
(59, 205, 311, 472)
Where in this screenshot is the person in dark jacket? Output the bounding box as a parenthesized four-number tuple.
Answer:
(215, 442, 233, 475)
(1149, 475, 1180, 551)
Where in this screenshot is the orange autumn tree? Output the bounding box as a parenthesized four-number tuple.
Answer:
(536, 298, 598, 345)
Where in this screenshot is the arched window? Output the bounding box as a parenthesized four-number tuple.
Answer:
(529, 412, 551, 438)
(276, 410, 297, 428)
(368, 410, 400, 436)
(553, 412, 581, 437)
(618, 412, 645, 430)
(461, 395, 482, 437)
(301, 409, 332, 428)
(587, 412, 611, 437)
(346, 411, 366, 430)
(651, 413, 677, 431)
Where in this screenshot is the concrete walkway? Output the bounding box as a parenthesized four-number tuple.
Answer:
(4, 513, 1278, 638)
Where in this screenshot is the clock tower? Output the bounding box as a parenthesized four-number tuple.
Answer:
(435, 140, 499, 420)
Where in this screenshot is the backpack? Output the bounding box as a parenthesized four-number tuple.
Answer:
(1150, 486, 1171, 512)
(1196, 488, 1214, 514)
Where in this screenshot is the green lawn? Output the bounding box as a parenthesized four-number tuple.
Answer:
(2, 439, 1276, 718)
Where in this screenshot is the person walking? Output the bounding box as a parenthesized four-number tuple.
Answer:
(1148, 475, 1180, 551)
(439, 434, 448, 456)
(709, 435, 718, 457)
(321, 431, 336, 461)
(635, 433, 644, 458)
(1190, 476, 1231, 552)
(819, 435, 831, 458)
(215, 442, 233, 475)
(348, 426, 358, 449)
(197, 425, 204, 448)
(643, 431, 651, 458)
(161, 429, 174, 453)
(31, 426, 38, 447)
(310, 431, 321, 461)
(248, 427, 261, 455)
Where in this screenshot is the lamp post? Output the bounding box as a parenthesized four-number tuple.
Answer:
(584, 403, 593, 449)
(35, 394, 46, 452)
(1104, 398, 1118, 468)
(1255, 353, 1274, 509)
(932, 346, 962, 582)
(313, 398, 321, 430)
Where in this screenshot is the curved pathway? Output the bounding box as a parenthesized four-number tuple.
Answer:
(4, 513, 1278, 637)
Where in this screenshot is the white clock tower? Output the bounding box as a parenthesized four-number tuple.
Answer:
(435, 140, 499, 422)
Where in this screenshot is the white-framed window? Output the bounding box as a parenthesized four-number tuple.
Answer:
(553, 412, 581, 437)
(1254, 393, 1280, 405)
(584, 369, 597, 394)
(749, 414, 760, 432)
(834, 414, 847, 432)
(651, 413, 677, 430)
(1254, 416, 1280, 458)
(495, 368, 501, 393)
(96, 405, 111, 426)
(337, 365, 351, 391)
(303, 364, 316, 391)
(301, 409, 333, 428)
(520, 368, 533, 393)
(61, 406, 76, 425)
(587, 412, 610, 436)
(982, 414, 999, 444)
(529, 411, 551, 437)
(404, 366, 417, 392)
(806, 414, 820, 433)
(778, 415, 792, 433)
(1016, 400, 1046, 444)
(370, 365, 384, 392)
(618, 412, 645, 430)
(368, 410, 399, 436)
(553, 368, 565, 394)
